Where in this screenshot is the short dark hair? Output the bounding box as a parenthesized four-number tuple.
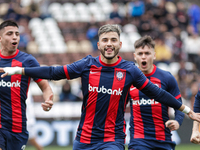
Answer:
(134, 35, 155, 49)
(0, 20, 18, 31)
(98, 24, 121, 38)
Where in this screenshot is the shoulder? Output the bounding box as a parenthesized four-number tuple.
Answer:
(156, 67, 177, 84)
(156, 67, 173, 77)
(18, 51, 39, 66)
(18, 51, 35, 60)
(120, 59, 136, 68)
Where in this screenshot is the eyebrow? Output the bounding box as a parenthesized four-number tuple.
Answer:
(6, 31, 19, 34)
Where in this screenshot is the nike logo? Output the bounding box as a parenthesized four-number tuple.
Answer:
(90, 71, 99, 74)
(130, 87, 136, 91)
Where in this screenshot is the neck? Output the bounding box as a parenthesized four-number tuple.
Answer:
(1, 48, 17, 56)
(142, 65, 154, 75)
(100, 54, 118, 64)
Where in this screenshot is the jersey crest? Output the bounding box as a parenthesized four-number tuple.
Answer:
(115, 71, 125, 81)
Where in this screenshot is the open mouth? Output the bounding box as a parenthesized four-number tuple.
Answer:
(142, 61, 147, 66)
(12, 42, 17, 46)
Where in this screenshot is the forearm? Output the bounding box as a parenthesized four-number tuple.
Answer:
(24, 67, 53, 79)
(38, 80, 54, 101)
(192, 121, 200, 132)
(24, 66, 66, 80)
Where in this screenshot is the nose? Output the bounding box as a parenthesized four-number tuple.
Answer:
(106, 40, 112, 46)
(141, 53, 146, 58)
(13, 33, 18, 39)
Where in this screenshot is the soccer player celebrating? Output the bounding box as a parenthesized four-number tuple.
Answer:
(128, 35, 184, 150)
(0, 20, 53, 150)
(0, 24, 200, 150)
(190, 90, 200, 144)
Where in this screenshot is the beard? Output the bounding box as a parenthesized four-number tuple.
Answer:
(99, 47, 120, 60)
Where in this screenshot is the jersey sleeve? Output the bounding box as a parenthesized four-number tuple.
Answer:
(194, 90, 200, 113)
(131, 67, 182, 110)
(25, 56, 90, 80)
(64, 56, 90, 79)
(166, 73, 184, 125)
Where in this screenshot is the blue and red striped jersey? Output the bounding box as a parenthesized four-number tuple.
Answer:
(129, 65, 184, 144)
(194, 89, 200, 113)
(24, 55, 183, 144)
(0, 49, 41, 133)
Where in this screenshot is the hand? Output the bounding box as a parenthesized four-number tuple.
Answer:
(187, 111, 200, 123)
(41, 93, 54, 111)
(165, 120, 180, 131)
(190, 131, 200, 144)
(0, 67, 22, 78)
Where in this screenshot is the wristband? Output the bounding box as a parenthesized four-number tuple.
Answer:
(182, 106, 191, 114)
(3, 67, 22, 75)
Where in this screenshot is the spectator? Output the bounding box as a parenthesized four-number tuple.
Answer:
(187, 3, 200, 34)
(128, 0, 145, 18)
(176, 1, 189, 31)
(59, 81, 81, 102)
(86, 25, 99, 51)
(109, 3, 123, 24)
(154, 36, 172, 65)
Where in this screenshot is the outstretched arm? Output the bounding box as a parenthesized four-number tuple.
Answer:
(0, 66, 66, 80)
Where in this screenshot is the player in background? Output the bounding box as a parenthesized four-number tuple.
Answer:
(0, 20, 53, 150)
(128, 35, 184, 150)
(190, 90, 200, 144)
(0, 24, 200, 150)
(26, 90, 43, 150)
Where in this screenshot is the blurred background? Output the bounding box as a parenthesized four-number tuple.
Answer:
(1, 0, 200, 148)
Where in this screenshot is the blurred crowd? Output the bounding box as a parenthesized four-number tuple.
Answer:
(0, 0, 200, 108)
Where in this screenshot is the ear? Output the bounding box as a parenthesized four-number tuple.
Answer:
(133, 52, 136, 61)
(97, 41, 100, 49)
(153, 51, 156, 60)
(119, 41, 122, 49)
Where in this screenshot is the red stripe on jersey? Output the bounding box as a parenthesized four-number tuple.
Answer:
(63, 65, 70, 79)
(138, 79, 149, 90)
(150, 77, 165, 141)
(104, 68, 126, 142)
(80, 66, 102, 143)
(11, 59, 22, 133)
(131, 87, 144, 138)
(175, 94, 181, 99)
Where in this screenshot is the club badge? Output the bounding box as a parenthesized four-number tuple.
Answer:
(116, 71, 124, 81)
